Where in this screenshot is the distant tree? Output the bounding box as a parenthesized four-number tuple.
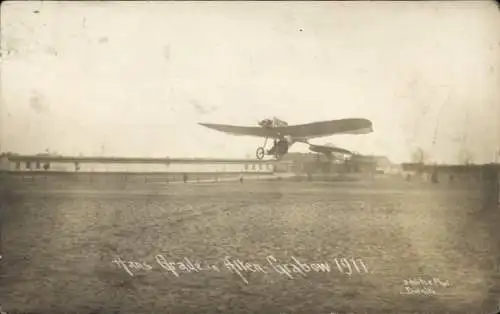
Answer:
(458, 148, 474, 165)
(410, 147, 428, 174)
(411, 147, 427, 164)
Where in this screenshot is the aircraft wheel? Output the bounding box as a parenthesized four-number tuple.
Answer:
(256, 147, 265, 160)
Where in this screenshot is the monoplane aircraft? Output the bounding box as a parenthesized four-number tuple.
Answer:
(199, 117, 373, 160)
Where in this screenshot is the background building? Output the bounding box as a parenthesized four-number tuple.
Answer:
(0, 153, 275, 174)
(281, 152, 395, 175)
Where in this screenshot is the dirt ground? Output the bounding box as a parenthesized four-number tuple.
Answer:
(0, 178, 499, 314)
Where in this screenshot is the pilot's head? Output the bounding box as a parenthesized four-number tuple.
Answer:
(258, 119, 273, 127)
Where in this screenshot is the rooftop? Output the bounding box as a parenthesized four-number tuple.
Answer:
(0, 153, 277, 164)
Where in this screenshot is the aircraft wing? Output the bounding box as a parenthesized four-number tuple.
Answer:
(282, 118, 373, 139)
(199, 118, 373, 139)
(198, 123, 276, 137)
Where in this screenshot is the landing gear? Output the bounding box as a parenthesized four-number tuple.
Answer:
(255, 136, 289, 160)
(256, 147, 265, 160)
(272, 138, 289, 160)
(256, 137, 268, 160)
(274, 145, 284, 160)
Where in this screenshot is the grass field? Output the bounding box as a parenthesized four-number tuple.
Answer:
(0, 177, 499, 314)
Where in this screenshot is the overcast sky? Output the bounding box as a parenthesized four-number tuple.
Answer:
(1, 1, 499, 163)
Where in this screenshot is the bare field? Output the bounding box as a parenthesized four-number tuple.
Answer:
(0, 179, 499, 314)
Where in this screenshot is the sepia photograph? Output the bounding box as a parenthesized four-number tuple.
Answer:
(1, 1, 500, 313)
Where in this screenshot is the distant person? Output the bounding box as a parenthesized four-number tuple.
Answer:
(239, 174, 244, 183)
(183, 173, 188, 183)
(307, 171, 312, 181)
(405, 174, 411, 182)
(431, 169, 439, 183)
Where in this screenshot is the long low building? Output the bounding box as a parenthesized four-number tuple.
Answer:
(0, 154, 284, 174)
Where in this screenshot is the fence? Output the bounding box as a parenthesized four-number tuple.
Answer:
(0, 171, 270, 193)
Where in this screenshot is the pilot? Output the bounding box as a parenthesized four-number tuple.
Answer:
(259, 119, 273, 128)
